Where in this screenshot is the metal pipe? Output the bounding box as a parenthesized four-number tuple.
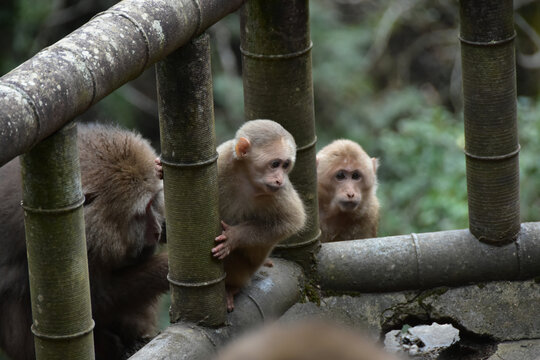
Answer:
(0, 0, 244, 167)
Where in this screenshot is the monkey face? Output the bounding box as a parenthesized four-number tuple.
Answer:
(245, 139, 294, 196)
(331, 169, 364, 212)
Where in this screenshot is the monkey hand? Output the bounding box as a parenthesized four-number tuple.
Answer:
(212, 221, 235, 260)
(154, 157, 163, 180)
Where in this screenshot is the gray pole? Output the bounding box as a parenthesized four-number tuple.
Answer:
(21, 123, 94, 359)
(156, 34, 227, 326)
(460, 0, 520, 245)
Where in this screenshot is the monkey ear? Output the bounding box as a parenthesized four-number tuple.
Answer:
(235, 137, 251, 158)
(372, 157, 379, 172)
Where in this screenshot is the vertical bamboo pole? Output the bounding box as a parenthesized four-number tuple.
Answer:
(21, 123, 94, 359)
(240, 0, 320, 270)
(156, 34, 227, 326)
(460, 0, 520, 245)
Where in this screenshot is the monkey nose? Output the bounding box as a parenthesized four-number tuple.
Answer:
(347, 193, 355, 198)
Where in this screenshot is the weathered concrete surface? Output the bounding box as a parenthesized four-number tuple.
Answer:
(282, 279, 540, 358)
(486, 339, 540, 360)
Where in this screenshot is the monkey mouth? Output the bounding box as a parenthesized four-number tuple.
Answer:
(338, 200, 360, 211)
(265, 184, 282, 193)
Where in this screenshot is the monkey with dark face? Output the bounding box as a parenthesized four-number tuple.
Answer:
(317, 139, 379, 243)
(212, 120, 306, 311)
(0, 123, 169, 360)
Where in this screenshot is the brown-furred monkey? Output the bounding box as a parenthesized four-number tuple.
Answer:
(213, 119, 306, 311)
(317, 139, 380, 243)
(154, 119, 306, 312)
(0, 123, 169, 360)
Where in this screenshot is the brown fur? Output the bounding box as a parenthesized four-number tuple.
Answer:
(213, 120, 306, 311)
(216, 320, 397, 360)
(0, 123, 169, 360)
(317, 139, 380, 242)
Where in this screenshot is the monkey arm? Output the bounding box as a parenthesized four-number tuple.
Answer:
(212, 213, 302, 260)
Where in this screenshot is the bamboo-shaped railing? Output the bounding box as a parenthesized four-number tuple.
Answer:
(460, 0, 520, 245)
(0, 0, 539, 359)
(156, 34, 227, 326)
(21, 123, 95, 358)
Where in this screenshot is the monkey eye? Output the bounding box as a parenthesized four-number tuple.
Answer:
(351, 171, 362, 180)
(283, 160, 291, 169)
(336, 171, 346, 180)
(271, 160, 281, 169)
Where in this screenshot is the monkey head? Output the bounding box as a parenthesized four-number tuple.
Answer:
(77, 124, 165, 268)
(232, 120, 297, 196)
(317, 139, 378, 214)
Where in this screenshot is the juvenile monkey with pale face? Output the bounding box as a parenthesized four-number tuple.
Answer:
(317, 139, 379, 243)
(212, 120, 306, 311)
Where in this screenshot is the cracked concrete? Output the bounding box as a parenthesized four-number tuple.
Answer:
(281, 279, 540, 359)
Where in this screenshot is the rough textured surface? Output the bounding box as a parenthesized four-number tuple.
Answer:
(0, 0, 245, 167)
(282, 279, 540, 359)
(130, 258, 304, 359)
(317, 223, 540, 293)
(486, 339, 540, 360)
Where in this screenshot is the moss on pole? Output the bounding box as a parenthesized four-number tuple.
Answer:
(0, 0, 245, 168)
(240, 0, 320, 271)
(460, 0, 520, 244)
(156, 34, 227, 326)
(21, 123, 94, 359)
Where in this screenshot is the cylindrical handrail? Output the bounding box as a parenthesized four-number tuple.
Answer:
(317, 222, 540, 293)
(0, 0, 244, 167)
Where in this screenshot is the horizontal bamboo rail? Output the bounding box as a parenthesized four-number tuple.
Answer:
(317, 222, 540, 292)
(0, 0, 244, 167)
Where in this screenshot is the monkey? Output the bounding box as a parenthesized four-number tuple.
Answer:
(0, 123, 169, 360)
(215, 320, 398, 360)
(154, 120, 306, 312)
(316, 139, 379, 243)
(212, 120, 306, 311)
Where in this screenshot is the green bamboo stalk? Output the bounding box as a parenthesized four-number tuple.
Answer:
(21, 122, 94, 359)
(156, 33, 226, 326)
(240, 0, 320, 271)
(460, 0, 520, 245)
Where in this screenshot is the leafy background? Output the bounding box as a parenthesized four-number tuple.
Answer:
(2, 0, 540, 354)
